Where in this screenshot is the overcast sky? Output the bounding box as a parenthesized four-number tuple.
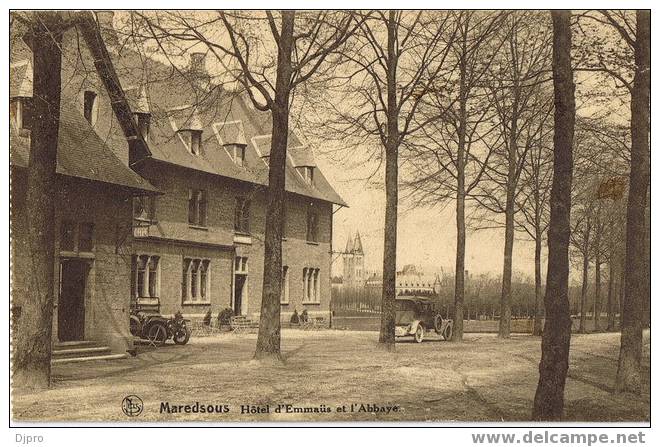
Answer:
(118, 11, 629, 282)
(317, 152, 546, 279)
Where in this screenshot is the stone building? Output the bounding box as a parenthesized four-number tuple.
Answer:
(342, 231, 364, 289)
(10, 20, 157, 356)
(96, 13, 346, 323)
(10, 11, 346, 363)
(364, 264, 440, 297)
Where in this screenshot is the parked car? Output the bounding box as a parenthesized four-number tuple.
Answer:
(394, 297, 453, 343)
(130, 310, 191, 346)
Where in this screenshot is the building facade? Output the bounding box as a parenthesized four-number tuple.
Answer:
(10, 12, 346, 361)
(10, 22, 157, 354)
(92, 13, 346, 323)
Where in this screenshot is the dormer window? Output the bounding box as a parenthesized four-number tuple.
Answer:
(10, 97, 32, 130)
(299, 166, 314, 185)
(134, 112, 150, 140)
(180, 129, 203, 155)
(191, 131, 202, 155)
(133, 195, 156, 222)
(227, 144, 246, 167)
(83, 90, 98, 125)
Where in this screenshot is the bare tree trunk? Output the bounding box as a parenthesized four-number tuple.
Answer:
(593, 209, 602, 332)
(594, 256, 601, 332)
(606, 262, 615, 331)
(499, 92, 519, 339)
(499, 185, 515, 338)
(254, 11, 294, 360)
(532, 10, 574, 421)
(618, 268, 625, 330)
(579, 230, 590, 334)
(378, 11, 399, 350)
(616, 10, 650, 393)
(12, 15, 64, 390)
(452, 57, 468, 342)
(533, 232, 544, 336)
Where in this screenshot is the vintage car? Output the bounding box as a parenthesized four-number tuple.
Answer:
(394, 297, 453, 343)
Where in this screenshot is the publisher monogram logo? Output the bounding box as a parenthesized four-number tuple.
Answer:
(122, 395, 144, 417)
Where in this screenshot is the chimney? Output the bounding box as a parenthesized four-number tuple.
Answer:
(190, 52, 207, 75)
(189, 52, 210, 89)
(95, 11, 118, 49)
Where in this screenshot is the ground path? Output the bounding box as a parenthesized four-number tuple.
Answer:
(12, 330, 650, 423)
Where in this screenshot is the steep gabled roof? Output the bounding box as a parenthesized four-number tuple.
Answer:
(10, 17, 156, 194)
(345, 236, 354, 253)
(110, 46, 347, 206)
(353, 231, 364, 254)
(10, 106, 157, 193)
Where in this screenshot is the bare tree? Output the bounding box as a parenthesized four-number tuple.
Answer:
(403, 11, 507, 341)
(11, 12, 67, 390)
(570, 196, 594, 334)
(611, 10, 650, 393)
(473, 12, 553, 338)
(131, 10, 360, 359)
(578, 9, 650, 392)
(515, 116, 553, 336)
(310, 11, 457, 348)
(532, 9, 575, 421)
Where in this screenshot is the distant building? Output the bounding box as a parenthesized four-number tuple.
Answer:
(331, 275, 344, 292)
(342, 231, 364, 289)
(365, 264, 440, 297)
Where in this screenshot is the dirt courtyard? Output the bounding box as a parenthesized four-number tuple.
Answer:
(12, 330, 650, 423)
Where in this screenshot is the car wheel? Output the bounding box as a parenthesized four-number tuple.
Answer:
(147, 323, 168, 346)
(434, 315, 444, 334)
(414, 324, 424, 343)
(442, 322, 453, 341)
(173, 328, 190, 345)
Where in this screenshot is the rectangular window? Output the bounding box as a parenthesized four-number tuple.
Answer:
(298, 166, 314, 184)
(60, 220, 76, 251)
(78, 223, 94, 252)
(11, 98, 32, 130)
(148, 256, 159, 297)
(84, 91, 97, 124)
(314, 269, 320, 303)
(136, 255, 147, 298)
(307, 269, 313, 302)
(133, 255, 159, 299)
(198, 190, 207, 227)
(235, 256, 248, 274)
(234, 197, 251, 234)
(302, 267, 308, 302)
(191, 130, 202, 155)
(188, 190, 196, 225)
(200, 260, 209, 300)
(306, 205, 319, 242)
(188, 189, 207, 226)
(182, 258, 191, 300)
(304, 167, 314, 184)
(182, 257, 211, 303)
(281, 266, 289, 304)
(191, 260, 199, 299)
(227, 144, 246, 166)
(302, 268, 320, 303)
(10, 99, 21, 129)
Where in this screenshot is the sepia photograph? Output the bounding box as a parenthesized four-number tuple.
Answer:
(6, 4, 653, 437)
